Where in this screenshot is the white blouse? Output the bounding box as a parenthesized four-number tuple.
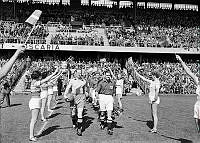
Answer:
(149, 78, 160, 101)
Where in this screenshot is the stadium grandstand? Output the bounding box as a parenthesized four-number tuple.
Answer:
(1, 1, 200, 142)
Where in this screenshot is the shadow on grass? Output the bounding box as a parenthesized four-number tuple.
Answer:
(38, 125, 60, 137)
(37, 125, 73, 138)
(83, 110, 87, 116)
(158, 133, 193, 143)
(82, 116, 95, 132)
(113, 121, 124, 129)
(131, 118, 153, 129)
(60, 113, 71, 115)
(47, 113, 61, 119)
(53, 106, 62, 110)
(131, 118, 193, 143)
(56, 98, 63, 101)
(146, 120, 154, 129)
(10, 103, 22, 107)
(56, 101, 65, 105)
(1, 103, 22, 108)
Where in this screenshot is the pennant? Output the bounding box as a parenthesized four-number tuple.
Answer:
(159, 35, 171, 47)
(25, 10, 42, 26)
(128, 57, 133, 65)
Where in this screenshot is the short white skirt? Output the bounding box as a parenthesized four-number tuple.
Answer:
(53, 86, 58, 92)
(90, 88, 96, 98)
(194, 100, 200, 119)
(40, 90, 48, 99)
(29, 97, 41, 110)
(116, 87, 123, 95)
(48, 88, 53, 95)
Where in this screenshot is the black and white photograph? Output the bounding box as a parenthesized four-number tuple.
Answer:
(0, 0, 199, 142)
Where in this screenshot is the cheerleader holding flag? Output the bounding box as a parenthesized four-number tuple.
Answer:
(0, 10, 42, 81)
(128, 57, 161, 133)
(22, 10, 44, 142)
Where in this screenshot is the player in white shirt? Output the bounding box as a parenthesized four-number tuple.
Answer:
(64, 70, 86, 136)
(176, 55, 200, 133)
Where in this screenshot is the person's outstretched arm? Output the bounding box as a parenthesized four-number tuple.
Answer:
(127, 57, 151, 83)
(108, 67, 117, 80)
(176, 55, 198, 85)
(49, 70, 62, 82)
(40, 68, 59, 84)
(0, 45, 25, 81)
(135, 70, 152, 83)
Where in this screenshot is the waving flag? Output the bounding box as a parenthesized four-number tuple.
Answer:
(159, 35, 171, 47)
(25, 10, 42, 26)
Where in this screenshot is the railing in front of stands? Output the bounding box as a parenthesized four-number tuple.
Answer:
(1, 37, 47, 44)
(0, 37, 157, 47)
(0, 37, 168, 48)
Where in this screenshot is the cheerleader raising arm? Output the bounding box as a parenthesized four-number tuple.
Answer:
(176, 55, 198, 85)
(134, 70, 152, 84)
(153, 81, 160, 102)
(40, 67, 59, 85)
(127, 57, 152, 83)
(176, 55, 200, 133)
(0, 44, 25, 81)
(49, 70, 62, 83)
(108, 67, 117, 80)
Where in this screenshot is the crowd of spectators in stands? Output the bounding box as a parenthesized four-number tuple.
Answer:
(106, 25, 199, 50)
(1, 1, 199, 26)
(1, 20, 198, 50)
(0, 1, 199, 49)
(0, 21, 49, 43)
(21, 56, 199, 95)
(50, 32, 104, 46)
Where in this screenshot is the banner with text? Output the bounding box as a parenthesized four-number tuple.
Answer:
(1, 44, 199, 54)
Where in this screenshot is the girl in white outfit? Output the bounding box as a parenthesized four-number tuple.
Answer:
(52, 78, 58, 106)
(47, 80, 54, 113)
(40, 71, 48, 122)
(29, 68, 58, 142)
(134, 69, 160, 133)
(116, 73, 124, 111)
(47, 70, 62, 113)
(176, 55, 200, 133)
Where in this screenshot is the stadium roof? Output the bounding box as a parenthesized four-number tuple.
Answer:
(110, 0, 200, 5)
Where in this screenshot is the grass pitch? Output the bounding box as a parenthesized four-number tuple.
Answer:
(0, 93, 200, 143)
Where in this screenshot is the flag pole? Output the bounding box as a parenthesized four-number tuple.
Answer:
(24, 10, 42, 45)
(24, 25, 36, 44)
